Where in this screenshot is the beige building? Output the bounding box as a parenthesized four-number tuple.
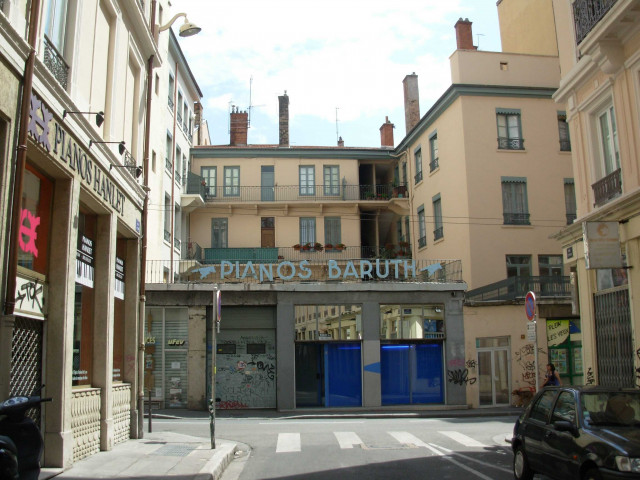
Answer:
(551, 0, 640, 388)
(394, 14, 578, 408)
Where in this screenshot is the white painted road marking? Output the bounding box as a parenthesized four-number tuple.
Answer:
(334, 431, 364, 449)
(276, 433, 301, 453)
(439, 430, 487, 447)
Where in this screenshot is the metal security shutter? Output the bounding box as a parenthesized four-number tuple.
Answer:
(10, 318, 43, 423)
(164, 308, 188, 408)
(594, 288, 633, 387)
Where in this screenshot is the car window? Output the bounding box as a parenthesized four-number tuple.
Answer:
(529, 390, 556, 423)
(551, 391, 576, 425)
(582, 392, 640, 426)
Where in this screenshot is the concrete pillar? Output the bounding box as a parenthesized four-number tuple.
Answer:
(94, 213, 117, 451)
(361, 301, 381, 407)
(44, 178, 79, 469)
(445, 296, 466, 405)
(188, 306, 207, 410)
(123, 238, 140, 437)
(276, 301, 295, 410)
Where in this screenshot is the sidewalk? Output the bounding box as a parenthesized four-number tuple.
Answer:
(40, 431, 237, 480)
(40, 405, 522, 480)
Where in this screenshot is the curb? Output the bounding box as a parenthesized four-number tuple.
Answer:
(196, 441, 238, 480)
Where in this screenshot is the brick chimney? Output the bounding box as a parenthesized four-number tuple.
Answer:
(455, 18, 477, 50)
(403, 73, 420, 134)
(230, 106, 248, 146)
(337, 136, 344, 147)
(380, 116, 394, 148)
(278, 91, 289, 147)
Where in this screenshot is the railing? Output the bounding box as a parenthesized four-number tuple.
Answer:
(43, 35, 69, 90)
(174, 237, 181, 251)
(593, 168, 622, 207)
(177, 112, 183, 125)
(185, 241, 202, 260)
(175, 171, 182, 185)
(168, 96, 174, 111)
(573, 0, 618, 44)
(418, 236, 427, 248)
(185, 171, 207, 198)
(145, 257, 463, 285)
(71, 388, 101, 462)
(164, 230, 170, 242)
(185, 183, 409, 203)
(430, 158, 439, 172)
(415, 171, 423, 184)
(498, 137, 525, 150)
(465, 276, 571, 302)
(434, 227, 443, 241)
(503, 212, 531, 225)
(560, 139, 571, 152)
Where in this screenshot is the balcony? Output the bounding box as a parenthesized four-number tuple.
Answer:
(174, 237, 181, 252)
(498, 137, 525, 150)
(573, 0, 618, 44)
(164, 230, 170, 242)
(560, 139, 571, 152)
(434, 227, 443, 241)
(43, 35, 69, 90)
(503, 212, 531, 225)
(165, 157, 172, 172)
(593, 168, 622, 207)
(466, 276, 571, 303)
(185, 183, 409, 203)
(418, 236, 427, 248)
(414, 171, 423, 184)
(429, 158, 439, 172)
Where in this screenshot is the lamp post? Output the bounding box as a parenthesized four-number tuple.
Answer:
(137, 2, 201, 438)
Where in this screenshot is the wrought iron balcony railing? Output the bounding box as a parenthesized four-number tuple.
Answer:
(164, 230, 170, 242)
(177, 112, 183, 125)
(466, 276, 571, 303)
(430, 158, 439, 172)
(560, 139, 571, 152)
(503, 212, 531, 225)
(185, 182, 410, 203)
(174, 237, 181, 251)
(165, 157, 172, 171)
(414, 171, 423, 184)
(43, 35, 69, 90)
(593, 168, 622, 207)
(418, 236, 427, 248)
(573, 0, 618, 45)
(185, 241, 202, 260)
(434, 227, 444, 241)
(175, 171, 182, 185)
(168, 96, 174, 111)
(498, 137, 525, 150)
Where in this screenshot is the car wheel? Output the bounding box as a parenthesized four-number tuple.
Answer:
(513, 446, 534, 480)
(583, 469, 602, 480)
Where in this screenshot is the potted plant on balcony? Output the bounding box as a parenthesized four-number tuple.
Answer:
(301, 243, 311, 251)
(314, 242, 324, 251)
(335, 243, 345, 251)
(293, 244, 301, 251)
(324, 243, 333, 250)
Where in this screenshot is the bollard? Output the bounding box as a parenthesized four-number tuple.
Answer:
(148, 389, 152, 433)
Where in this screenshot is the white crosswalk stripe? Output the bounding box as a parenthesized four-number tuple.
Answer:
(388, 431, 430, 448)
(438, 431, 487, 447)
(334, 431, 364, 449)
(276, 433, 301, 453)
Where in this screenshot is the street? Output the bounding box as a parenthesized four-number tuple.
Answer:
(149, 414, 523, 480)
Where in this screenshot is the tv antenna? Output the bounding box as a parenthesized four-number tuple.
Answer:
(476, 33, 485, 50)
(335, 107, 340, 144)
(247, 76, 265, 128)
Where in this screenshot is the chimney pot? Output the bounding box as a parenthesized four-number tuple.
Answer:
(230, 109, 248, 146)
(455, 17, 477, 50)
(380, 117, 395, 148)
(338, 136, 344, 148)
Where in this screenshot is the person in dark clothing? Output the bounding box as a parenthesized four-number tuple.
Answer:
(541, 363, 562, 387)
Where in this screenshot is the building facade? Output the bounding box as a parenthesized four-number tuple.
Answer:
(552, 0, 640, 388)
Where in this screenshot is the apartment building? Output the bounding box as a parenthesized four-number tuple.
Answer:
(551, 0, 640, 388)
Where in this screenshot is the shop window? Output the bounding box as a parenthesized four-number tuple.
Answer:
(295, 305, 361, 340)
(18, 166, 53, 275)
(112, 239, 127, 382)
(247, 344, 266, 355)
(72, 212, 96, 387)
(380, 305, 445, 340)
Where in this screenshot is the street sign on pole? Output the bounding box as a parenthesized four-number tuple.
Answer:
(527, 322, 536, 342)
(524, 291, 540, 391)
(525, 291, 536, 321)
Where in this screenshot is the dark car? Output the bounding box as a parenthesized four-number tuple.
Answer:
(511, 385, 640, 480)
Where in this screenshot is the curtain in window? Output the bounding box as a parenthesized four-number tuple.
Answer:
(45, 0, 68, 50)
(324, 217, 341, 245)
(502, 181, 527, 213)
(323, 166, 339, 196)
(211, 219, 228, 248)
(300, 217, 316, 244)
(564, 180, 576, 219)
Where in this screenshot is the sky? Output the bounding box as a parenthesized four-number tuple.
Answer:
(173, 0, 503, 148)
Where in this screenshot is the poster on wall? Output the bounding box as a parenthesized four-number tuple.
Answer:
(114, 256, 125, 300)
(583, 222, 623, 269)
(547, 320, 570, 347)
(76, 235, 95, 288)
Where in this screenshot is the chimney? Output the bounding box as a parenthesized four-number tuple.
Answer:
(230, 106, 248, 146)
(403, 73, 420, 134)
(337, 136, 344, 148)
(380, 116, 394, 148)
(455, 17, 477, 50)
(278, 91, 289, 147)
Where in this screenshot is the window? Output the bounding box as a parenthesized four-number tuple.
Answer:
(300, 166, 315, 196)
(164, 194, 171, 242)
(183, 104, 189, 132)
(224, 166, 240, 197)
(598, 105, 620, 176)
(433, 194, 443, 240)
(174, 204, 181, 251)
(506, 255, 531, 278)
(417, 206, 426, 248)
(501, 177, 530, 225)
(211, 218, 228, 248)
(529, 390, 556, 423)
(201, 167, 216, 197)
(380, 304, 445, 340)
(414, 147, 423, 183)
(324, 166, 339, 196)
(177, 91, 184, 125)
(429, 132, 439, 172)
(324, 217, 341, 247)
(558, 112, 571, 151)
(496, 109, 524, 150)
(165, 133, 172, 171)
(152, 151, 156, 173)
(539, 255, 563, 277)
(551, 391, 577, 424)
(564, 179, 576, 224)
(45, 0, 69, 51)
(405, 217, 410, 244)
(175, 146, 181, 184)
(168, 73, 175, 111)
(300, 217, 316, 245)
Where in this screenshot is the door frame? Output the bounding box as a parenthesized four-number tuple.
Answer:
(477, 345, 511, 407)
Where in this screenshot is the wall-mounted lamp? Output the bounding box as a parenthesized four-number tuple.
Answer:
(63, 109, 105, 128)
(158, 12, 201, 37)
(89, 140, 126, 155)
(110, 163, 143, 179)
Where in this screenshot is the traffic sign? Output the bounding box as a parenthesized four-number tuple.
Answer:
(525, 291, 536, 321)
(527, 322, 536, 342)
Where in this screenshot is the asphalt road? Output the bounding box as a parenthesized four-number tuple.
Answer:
(149, 415, 530, 480)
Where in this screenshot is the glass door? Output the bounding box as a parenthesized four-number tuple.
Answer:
(261, 166, 274, 201)
(478, 347, 510, 406)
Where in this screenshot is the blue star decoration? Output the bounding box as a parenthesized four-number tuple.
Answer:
(421, 263, 442, 276)
(195, 266, 216, 279)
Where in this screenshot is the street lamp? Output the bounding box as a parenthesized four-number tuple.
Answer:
(158, 13, 201, 38)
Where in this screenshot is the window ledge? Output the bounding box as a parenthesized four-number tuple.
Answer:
(496, 149, 527, 153)
(501, 224, 534, 229)
(434, 237, 444, 245)
(429, 167, 440, 177)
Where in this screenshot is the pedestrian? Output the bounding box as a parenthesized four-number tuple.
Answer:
(541, 363, 562, 387)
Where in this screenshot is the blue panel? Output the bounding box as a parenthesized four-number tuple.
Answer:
(326, 343, 362, 407)
(381, 344, 411, 405)
(412, 344, 443, 403)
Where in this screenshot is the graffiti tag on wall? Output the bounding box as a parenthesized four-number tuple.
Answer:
(447, 369, 476, 385)
(514, 344, 546, 388)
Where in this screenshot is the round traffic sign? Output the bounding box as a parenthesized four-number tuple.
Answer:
(525, 291, 536, 321)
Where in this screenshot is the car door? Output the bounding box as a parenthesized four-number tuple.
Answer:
(522, 389, 557, 475)
(543, 390, 581, 479)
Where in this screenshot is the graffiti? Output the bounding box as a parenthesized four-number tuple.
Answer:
(586, 367, 595, 385)
(15, 279, 43, 313)
(447, 358, 465, 368)
(216, 400, 248, 410)
(465, 359, 477, 369)
(514, 345, 546, 388)
(256, 361, 275, 380)
(447, 369, 477, 385)
(19, 209, 40, 256)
